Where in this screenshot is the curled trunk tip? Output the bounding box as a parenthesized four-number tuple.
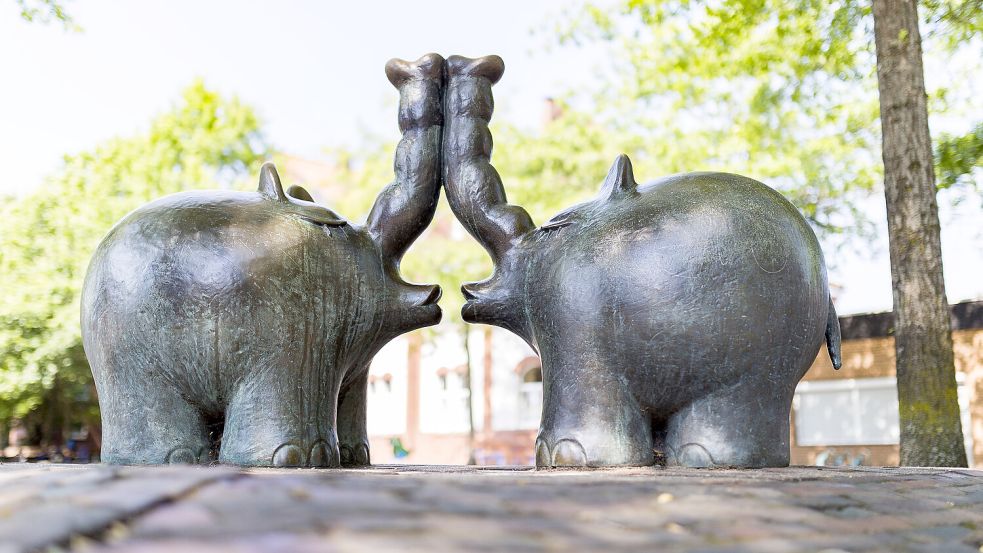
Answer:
(385, 53, 445, 88)
(446, 55, 505, 84)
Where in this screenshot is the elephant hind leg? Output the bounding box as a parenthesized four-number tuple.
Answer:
(97, 377, 210, 465)
(665, 377, 792, 468)
(221, 368, 341, 468)
(337, 368, 370, 467)
(535, 351, 654, 468)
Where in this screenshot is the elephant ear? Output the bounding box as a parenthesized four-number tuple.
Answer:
(257, 162, 346, 226)
(540, 207, 577, 231)
(286, 185, 315, 203)
(598, 154, 639, 201)
(258, 162, 289, 201)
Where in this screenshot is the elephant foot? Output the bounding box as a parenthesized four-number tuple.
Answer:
(535, 431, 654, 468)
(664, 383, 793, 469)
(339, 442, 370, 467)
(536, 438, 588, 468)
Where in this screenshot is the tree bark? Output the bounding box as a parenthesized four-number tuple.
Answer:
(872, 0, 967, 467)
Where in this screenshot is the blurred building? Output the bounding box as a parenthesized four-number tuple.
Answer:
(367, 326, 540, 465)
(790, 299, 981, 467)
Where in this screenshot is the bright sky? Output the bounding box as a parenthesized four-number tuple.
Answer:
(1, 0, 980, 316)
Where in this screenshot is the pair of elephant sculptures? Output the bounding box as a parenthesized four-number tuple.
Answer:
(81, 53, 842, 469)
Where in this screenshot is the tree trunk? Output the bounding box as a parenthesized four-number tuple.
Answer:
(872, 0, 967, 467)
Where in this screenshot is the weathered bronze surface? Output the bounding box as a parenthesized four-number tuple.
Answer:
(81, 53, 445, 467)
(442, 55, 843, 469)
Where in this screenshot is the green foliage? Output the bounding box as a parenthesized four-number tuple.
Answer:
(493, 107, 632, 224)
(0, 81, 267, 438)
(551, 0, 979, 235)
(16, 0, 78, 30)
(935, 123, 982, 191)
(920, 0, 983, 49)
(558, 0, 885, 235)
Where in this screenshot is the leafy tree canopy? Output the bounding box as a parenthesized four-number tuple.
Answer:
(549, 0, 980, 234)
(0, 81, 266, 432)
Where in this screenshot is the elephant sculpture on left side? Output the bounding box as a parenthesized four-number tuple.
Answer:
(81, 53, 445, 467)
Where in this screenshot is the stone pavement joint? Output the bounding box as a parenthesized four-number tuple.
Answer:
(0, 464, 242, 553)
(0, 464, 981, 553)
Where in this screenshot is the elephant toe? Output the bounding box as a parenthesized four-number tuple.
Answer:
(536, 438, 588, 469)
(340, 442, 370, 467)
(340, 444, 354, 466)
(354, 443, 370, 466)
(676, 443, 715, 468)
(166, 447, 199, 465)
(552, 439, 588, 467)
(272, 444, 305, 467)
(309, 441, 340, 468)
(535, 440, 551, 468)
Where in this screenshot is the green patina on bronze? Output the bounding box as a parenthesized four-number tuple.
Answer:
(81, 54, 446, 467)
(441, 55, 843, 469)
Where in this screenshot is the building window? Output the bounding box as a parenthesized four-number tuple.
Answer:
(367, 372, 404, 436)
(518, 362, 543, 429)
(793, 377, 901, 446)
(427, 366, 471, 434)
(369, 373, 393, 394)
(794, 375, 973, 464)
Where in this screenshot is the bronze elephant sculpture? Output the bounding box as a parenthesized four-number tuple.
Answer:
(441, 55, 842, 469)
(82, 54, 445, 467)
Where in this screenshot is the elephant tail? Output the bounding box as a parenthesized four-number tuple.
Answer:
(825, 295, 842, 370)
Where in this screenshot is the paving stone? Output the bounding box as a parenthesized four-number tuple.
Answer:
(0, 465, 237, 553)
(0, 464, 980, 553)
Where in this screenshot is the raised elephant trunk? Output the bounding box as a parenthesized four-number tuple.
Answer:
(365, 53, 446, 335)
(442, 55, 536, 341)
(366, 53, 444, 263)
(442, 55, 535, 262)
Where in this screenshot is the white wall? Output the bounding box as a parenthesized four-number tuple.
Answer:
(366, 337, 408, 436)
(487, 329, 541, 432)
(793, 375, 974, 465)
(419, 329, 472, 434)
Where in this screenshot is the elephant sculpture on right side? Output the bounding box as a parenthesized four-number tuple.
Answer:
(441, 55, 843, 469)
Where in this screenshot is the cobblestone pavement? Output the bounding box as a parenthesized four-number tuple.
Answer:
(1, 464, 981, 553)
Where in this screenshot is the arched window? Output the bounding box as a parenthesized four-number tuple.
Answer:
(515, 357, 543, 429)
(431, 365, 470, 433)
(522, 365, 542, 384)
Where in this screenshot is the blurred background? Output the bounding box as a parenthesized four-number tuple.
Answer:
(1, 0, 980, 466)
